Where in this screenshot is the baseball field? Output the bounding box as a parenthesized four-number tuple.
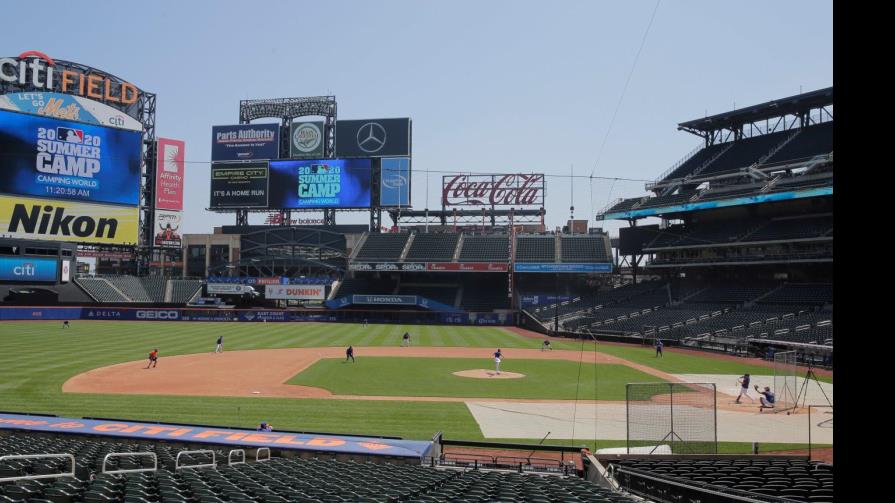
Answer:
(0, 321, 833, 454)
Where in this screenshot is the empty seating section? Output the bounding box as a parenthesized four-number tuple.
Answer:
(75, 277, 129, 302)
(686, 284, 773, 305)
(404, 233, 460, 262)
(660, 142, 730, 181)
(757, 284, 832, 306)
(461, 281, 510, 311)
(560, 236, 610, 262)
(170, 280, 202, 304)
(604, 197, 642, 213)
(458, 236, 509, 262)
(765, 121, 833, 164)
(104, 275, 154, 302)
(515, 236, 555, 262)
(0, 432, 633, 503)
(699, 129, 792, 176)
(745, 216, 833, 242)
(635, 191, 698, 209)
(659, 123, 832, 185)
(398, 284, 457, 306)
(75, 277, 202, 304)
(336, 277, 396, 297)
(355, 233, 410, 261)
(613, 458, 833, 503)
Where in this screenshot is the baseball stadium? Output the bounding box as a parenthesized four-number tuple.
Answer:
(1, 4, 834, 503)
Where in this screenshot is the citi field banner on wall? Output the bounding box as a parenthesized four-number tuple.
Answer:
(0, 195, 139, 245)
(0, 109, 143, 206)
(153, 210, 182, 248)
(290, 121, 325, 158)
(0, 51, 143, 120)
(155, 138, 185, 210)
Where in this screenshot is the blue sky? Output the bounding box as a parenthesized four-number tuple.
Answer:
(3, 0, 832, 236)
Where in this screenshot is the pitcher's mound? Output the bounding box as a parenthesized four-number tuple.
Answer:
(452, 369, 526, 379)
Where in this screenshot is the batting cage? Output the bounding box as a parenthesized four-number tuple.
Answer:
(626, 382, 717, 454)
(773, 351, 799, 413)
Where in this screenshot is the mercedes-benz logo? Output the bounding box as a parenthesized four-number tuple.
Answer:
(357, 122, 387, 153)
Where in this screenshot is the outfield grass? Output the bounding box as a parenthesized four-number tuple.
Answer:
(0, 321, 824, 441)
(287, 357, 661, 400)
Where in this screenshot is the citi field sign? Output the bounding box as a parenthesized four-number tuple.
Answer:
(0, 51, 141, 113)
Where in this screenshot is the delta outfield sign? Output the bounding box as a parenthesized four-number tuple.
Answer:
(0, 51, 141, 106)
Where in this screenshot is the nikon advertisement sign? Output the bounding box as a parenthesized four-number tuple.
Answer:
(0, 195, 139, 244)
(289, 121, 324, 158)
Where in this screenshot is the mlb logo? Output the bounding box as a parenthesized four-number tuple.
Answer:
(57, 127, 84, 143)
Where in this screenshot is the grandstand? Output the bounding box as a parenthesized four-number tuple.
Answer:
(611, 458, 833, 502)
(0, 427, 636, 503)
(74, 277, 202, 305)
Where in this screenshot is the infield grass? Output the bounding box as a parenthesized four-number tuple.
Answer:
(287, 357, 660, 400)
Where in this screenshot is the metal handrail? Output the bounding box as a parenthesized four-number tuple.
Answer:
(255, 447, 271, 463)
(0, 454, 75, 482)
(175, 450, 216, 470)
(227, 449, 246, 466)
(101, 452, 157, 475)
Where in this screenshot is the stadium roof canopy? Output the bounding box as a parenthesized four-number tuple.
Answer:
(678, 87, 833, 136)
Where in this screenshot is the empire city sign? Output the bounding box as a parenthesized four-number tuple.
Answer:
(442, 174, 545, 207)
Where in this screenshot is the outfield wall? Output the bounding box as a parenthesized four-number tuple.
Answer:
(0, 306, 514, 325)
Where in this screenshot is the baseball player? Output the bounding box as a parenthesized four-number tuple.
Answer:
(542, 339, 552, 351)
(402, 332, 411, 347)
(346, 345, 355, 363)
(146, 349, 159, 369)
(655, 339, 664, 358)
(755, 385, 776, 412)
(62, 320, 70, 329)
(215, 336, 223, 353)
(735, 373, 754, 404)
(493, 349, 503, 375)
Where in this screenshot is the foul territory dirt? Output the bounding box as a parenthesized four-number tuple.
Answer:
(63, 346, 678, 403)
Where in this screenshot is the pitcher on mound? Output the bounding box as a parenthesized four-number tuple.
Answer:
(493, 348, 503, 375)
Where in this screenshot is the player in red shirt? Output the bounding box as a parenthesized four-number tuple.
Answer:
(146, 349, 159, 369)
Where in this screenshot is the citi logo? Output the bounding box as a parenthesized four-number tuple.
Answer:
(0, 50, 139, 104)
(8, 204, 119, 239)
(13, 262, 37, 277)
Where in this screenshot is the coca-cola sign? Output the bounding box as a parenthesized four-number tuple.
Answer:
(442, 174, 545, 207)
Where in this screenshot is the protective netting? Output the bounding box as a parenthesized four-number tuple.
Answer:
(626, 382, 717, 454)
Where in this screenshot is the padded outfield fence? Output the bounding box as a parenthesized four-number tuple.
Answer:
(626, 383, 717, 455)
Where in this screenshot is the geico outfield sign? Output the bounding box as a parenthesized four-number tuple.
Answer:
(0, 195, 138, 244)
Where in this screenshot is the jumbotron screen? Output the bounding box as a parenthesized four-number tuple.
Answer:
(268, 159, 372, 209)
(0, 109, 143, 206)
